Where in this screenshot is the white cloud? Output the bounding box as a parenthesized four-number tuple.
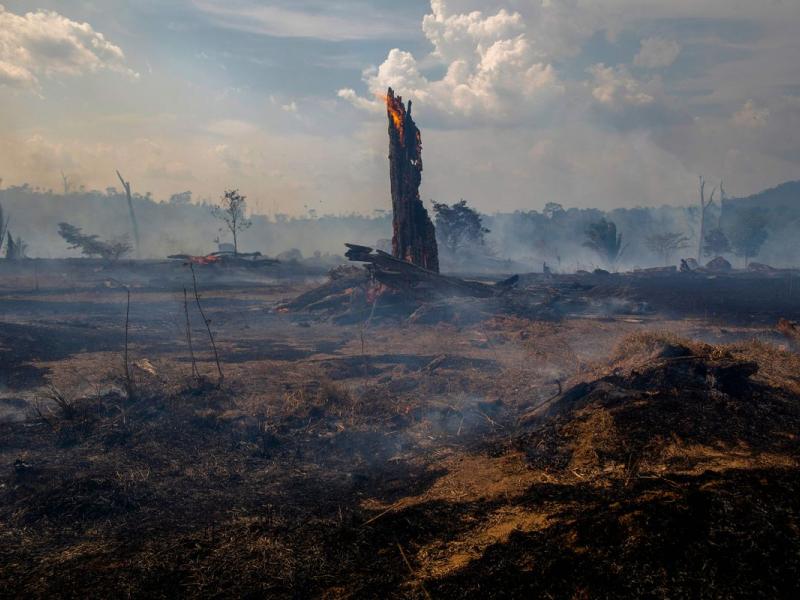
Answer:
(337, 88, 382, 113)
(0, 5, 136, 91)
(339, 2, 563, 124)
(0, 59, 36, 88)
(422, 0, 525, 63)
(634, 37, 681, 69)
(590, 64, 655, 107)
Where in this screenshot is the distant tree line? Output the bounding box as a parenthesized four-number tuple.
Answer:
(0, 179, 792, 268)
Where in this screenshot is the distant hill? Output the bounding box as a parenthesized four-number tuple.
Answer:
(725, 180, 800, 211)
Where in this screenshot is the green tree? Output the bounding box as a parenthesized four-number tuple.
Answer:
(584, 218, 625, 267)
(432, 199, 489, 254)
(543, 202, 565, 220)
(702, 227, 731, 257)
(726, 209, 768, 267)
(645, 231, 691, 265)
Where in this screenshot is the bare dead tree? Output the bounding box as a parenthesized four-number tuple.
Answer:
(697, 176, 717, 262)
(211, 189, 251, 255)
(61, 170, 69, 195)
(116, 170, 141, 258)
(189, 263, 224, 387)
(183, 287, 200, 381)
(0, 202, 9, 255)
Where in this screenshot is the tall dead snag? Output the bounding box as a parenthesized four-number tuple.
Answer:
(697, 176, 716, 262)
(116, 170, 141, 258)
(385, 87, 439, 273)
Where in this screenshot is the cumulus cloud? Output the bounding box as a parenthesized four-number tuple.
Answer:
(590, 64, 655, 107)
(338, 1, 564, 124)
(588, 64, 687, 132)
(634, 37, 681, 69)
(0, 5, 136, 91)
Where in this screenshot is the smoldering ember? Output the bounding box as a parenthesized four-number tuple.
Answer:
(2, 3, 800, 598)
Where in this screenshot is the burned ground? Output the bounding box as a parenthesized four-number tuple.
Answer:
(1, 260, 799, 598)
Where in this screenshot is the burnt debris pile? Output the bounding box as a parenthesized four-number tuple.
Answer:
(281, 247, 582, 324)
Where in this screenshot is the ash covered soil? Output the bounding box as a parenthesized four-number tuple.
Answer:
(1, 260, 799, 598)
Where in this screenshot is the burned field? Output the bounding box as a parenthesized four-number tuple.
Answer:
(1, 259, 799, 598)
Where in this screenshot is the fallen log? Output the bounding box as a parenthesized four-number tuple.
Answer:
(280, 266, 368, 311)
(344, 244, 514, 299)
(167, 252, 279, 267)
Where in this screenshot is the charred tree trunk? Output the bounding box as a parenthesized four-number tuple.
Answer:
(116, 170, 141, 258)
(386, 88, 439, 273)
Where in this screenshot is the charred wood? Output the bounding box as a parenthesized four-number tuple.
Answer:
(385, 88, 439, 273)
(345, 244, 502, 299)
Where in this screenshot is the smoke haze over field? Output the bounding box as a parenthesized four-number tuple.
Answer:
(0, 1, 799, 215)
(3, 181, 799, 270)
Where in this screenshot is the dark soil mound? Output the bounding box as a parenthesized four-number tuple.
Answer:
(524, 333, 794, 475)
(487, 334, 800, 598)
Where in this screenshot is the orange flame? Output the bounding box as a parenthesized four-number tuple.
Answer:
(187, 254, 221, 265)
(378, 91, 404, 137)
(387, 102, 403, 133)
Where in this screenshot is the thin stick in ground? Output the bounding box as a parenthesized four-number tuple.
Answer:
(183, 287, 200, 381)
(397, 542, 432, 600)
(189, 263, 224, 387)
(359, 294, 379, 385)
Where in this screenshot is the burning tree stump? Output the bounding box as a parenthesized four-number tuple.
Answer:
(385, 87, 439, 273)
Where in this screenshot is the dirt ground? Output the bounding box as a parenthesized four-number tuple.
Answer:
(1, 260, 799, 598)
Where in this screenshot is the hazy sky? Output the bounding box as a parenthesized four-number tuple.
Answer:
(1, 0, 798, 215)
